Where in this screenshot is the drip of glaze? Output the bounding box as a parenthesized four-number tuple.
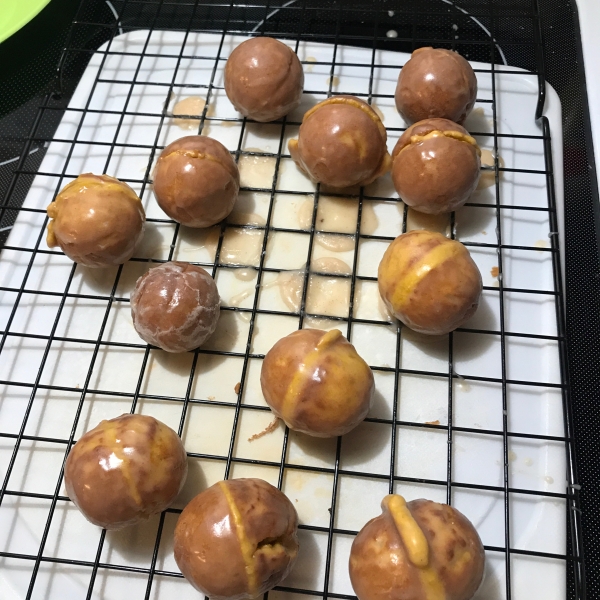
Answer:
(228, 212, 267, 227)
(228, 288, 254, 322)
(298, 196, 378, 235)
(478, 149, 505, 190)
(220, 229, 264, 267)
(234, 268, 256, 281)
(311, 257, 352, 275)
(306, 274, 351, 319)
(315, 233, 355, 252)
(239, 148, 277, 189)
(271, 258, 352, 317)
(172, 97, 206, 130)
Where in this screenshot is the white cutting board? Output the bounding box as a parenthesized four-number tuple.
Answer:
(0, 30, 567, 600)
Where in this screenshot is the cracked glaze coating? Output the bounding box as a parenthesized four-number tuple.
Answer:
(378, 230, 482, 335)
(46, 173, 145, 267)
(392, 118, 481, 215)
(130, 261, 220, 352)
(395, 47, 478, 125)
(64, 414, 188, 530)
(224, 37, 304, 122)
(288, 96, 391, 188)
(174, 478, 299, 600)
(350, 495, 485, 600)
(261, 329, 374, 437)
(153, 135, 240, 228)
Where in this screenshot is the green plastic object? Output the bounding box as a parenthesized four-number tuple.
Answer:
(0, 0, 52, 44)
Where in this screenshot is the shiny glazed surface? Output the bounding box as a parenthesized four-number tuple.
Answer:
(224, 36, 304, 122)
(174, 478, 299, 600)
(288, 96, 391, 188)
(260, 328, 374, 437)
(46, 173, 145, 267)
(130, 261, 220, 353)
(349, 495, 485, 600)
(392, 118, 481, 214)
(378, 230, 482, 335)
(153, 135, 240, 228)
(395, 47, 478, 124)
(64, 414, 188, 530)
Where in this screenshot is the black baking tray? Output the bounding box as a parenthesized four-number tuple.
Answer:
(0, 1, 597, 599)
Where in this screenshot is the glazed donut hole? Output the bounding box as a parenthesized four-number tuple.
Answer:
(378, 230, 482, 335)
(174, 478, 299, 600)
(395, 47, 478, 125)
(391, 118, 481, 215)
(46, 173, 145, 268)
(288, 95, 391, 189)
(349, 494, 485, 600)
(64, 413, 188, 530)
(130, 261, 220, 352)
(152, 135, 240, 228)
(224, 36, 304, 123)
(260, 328, 374, 437)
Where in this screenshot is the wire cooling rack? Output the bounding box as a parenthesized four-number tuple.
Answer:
(0, 1, 585, 599)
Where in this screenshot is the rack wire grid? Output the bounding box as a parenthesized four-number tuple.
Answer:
(0, 0, 585, 599)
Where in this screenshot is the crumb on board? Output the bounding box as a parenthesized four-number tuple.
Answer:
(491, 266, 499, 278)
(248, 417, 280, 442)
(425, 419, 440, 425)
(234, 382, 241, 394)
(208, 395, 215, 400)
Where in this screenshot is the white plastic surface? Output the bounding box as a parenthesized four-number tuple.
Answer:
(0, 30, 567, 600)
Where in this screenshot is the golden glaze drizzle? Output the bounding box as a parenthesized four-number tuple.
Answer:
(280, 329, 342, 422)
(161, 149, 232, 175)
(398, 130, 481, 157)
(53, 174, 142, 206)
(47, 174, 142, 247)
(383, 495, 429, 567)
(391, 240, 463, 310)
(302, 96, 386, 140)
(418, 566, 447, 600)
(383, 494, 446, 600)
(218, 481, 258, 596)
(77, 419, 146, 506)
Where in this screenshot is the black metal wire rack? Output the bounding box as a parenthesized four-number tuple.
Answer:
(0, 0, 585, 599)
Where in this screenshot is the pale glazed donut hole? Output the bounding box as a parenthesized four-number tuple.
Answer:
(130, 261, 220, 352)
(224, 37, 304, 122)
(288, 95, 391, 189)
(350, 495, 485, 600)
(46, 173, 145, 267)
(260, 328, 374, 437)
(174, 478, 299, 600)
(391, 118, 481, 215)
(64, 413, 188, 530)
(395, 47, 478, 125)
(153, 135, 240, 228)
(378, 230, 482, 335)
